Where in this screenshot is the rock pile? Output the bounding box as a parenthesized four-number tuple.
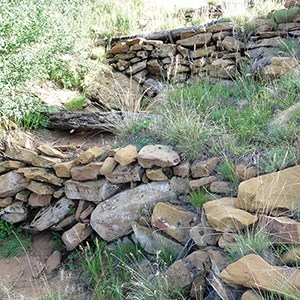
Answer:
(106, 5, 300, 97)
(0, 131, 300, 298)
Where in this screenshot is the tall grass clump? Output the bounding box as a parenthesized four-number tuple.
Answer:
(225, 228, 273, 263)
(126, 253, 185, 300)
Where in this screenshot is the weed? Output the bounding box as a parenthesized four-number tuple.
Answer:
(0, 220, 15, 242)
(65, 96, 87, 111)
(51, 232, 66, 252)
(226, 228, 273, 263)
(116, 117, 158, 150)
(157, 100, 221, 160)
(0, 231, 32, 258)
(219, 159, 240, 187)
(277, 38, 300, 59)
(189, 189, 208, 208)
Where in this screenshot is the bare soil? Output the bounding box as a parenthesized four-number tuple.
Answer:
(0, 232, 74, 300)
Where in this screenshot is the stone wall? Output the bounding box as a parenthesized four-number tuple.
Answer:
(1, 130, 300, 298)
(106, 5, 300, 96)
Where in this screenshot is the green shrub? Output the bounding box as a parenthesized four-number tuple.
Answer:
(259, 145, 299, 174)
(0, 95, 48, 129)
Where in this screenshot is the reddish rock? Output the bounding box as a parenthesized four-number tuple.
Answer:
(191, 157, 219, 178)
(28, 193, 52, 207)
(259, 215, 300, 244)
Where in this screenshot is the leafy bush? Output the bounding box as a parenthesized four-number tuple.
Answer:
(0, 95, 48, 129)
(259, 145, 299, 174)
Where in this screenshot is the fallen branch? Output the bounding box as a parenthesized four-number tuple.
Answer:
(46, 111, 159, 133)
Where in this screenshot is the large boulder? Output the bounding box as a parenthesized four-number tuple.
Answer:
(90, 182, 176, 241)
(83, 70, 142, 111)
(220, 254, 300, 295)
(237, 165, 300, 215)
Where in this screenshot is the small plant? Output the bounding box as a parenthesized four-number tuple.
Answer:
(0, 95, 48, 130)
(226, 228, 273, 263)
(51, 232, 66, 252)
(0, 220, 15, 242)
(65, 95, 87, 111)
(219, 159, 240, 187)
(116, 117, 158, 150)
(0, 231, 32, 258)
(188, 189, 208, 207)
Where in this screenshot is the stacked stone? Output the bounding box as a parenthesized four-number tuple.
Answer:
(107, 22, 245, 95)
(1, 131, 300, 298)
(107, 6, 300, 95)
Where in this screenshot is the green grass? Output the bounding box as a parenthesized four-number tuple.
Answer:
(77, 239, 145, 300)
(219, 159, 240, 187)
(225, 228, 273, 263)
(188, 189, 208, 207)
(126, 254, 185, 300)
(65, 96, 87, 111)
(116, 117, 158, 150)
(144, 73, 300, 161)
(0, 231, 32, 258)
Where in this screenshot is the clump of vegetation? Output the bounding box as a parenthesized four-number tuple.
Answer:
(65, 95, 87, 111)
(0, 220, 31, 258)
(126, 252, 185, 300)
(219, 159, 240, 187)
(116, 118, 158, 150)
(188, 189, 209, 207)
(259, 145, 299, 174)
(225, 228, 273, 263)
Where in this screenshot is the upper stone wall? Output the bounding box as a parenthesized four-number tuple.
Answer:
(106, 4, 300, 96)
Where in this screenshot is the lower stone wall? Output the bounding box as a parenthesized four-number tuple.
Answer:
(1, 130, 300, 298)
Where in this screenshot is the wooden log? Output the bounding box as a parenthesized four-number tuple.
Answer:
(46, 111, 159, 133)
